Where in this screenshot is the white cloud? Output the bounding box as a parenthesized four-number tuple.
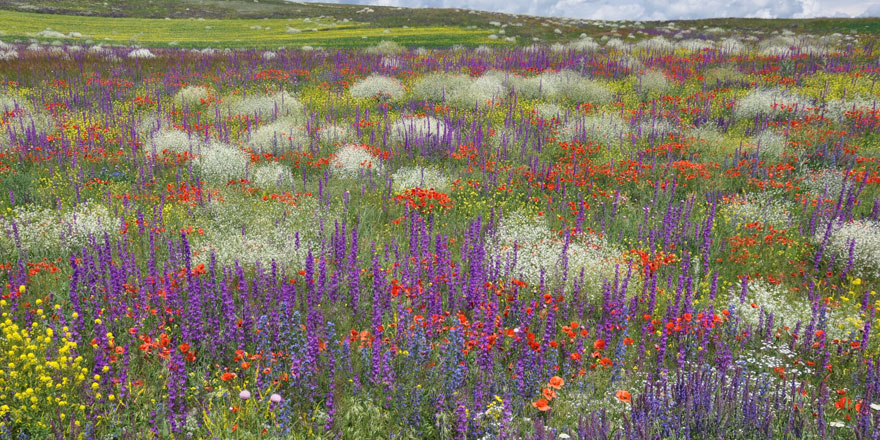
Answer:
(294, 0, 870, 20)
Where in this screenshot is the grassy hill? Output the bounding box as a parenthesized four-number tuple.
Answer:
(0, 0, 877, 48)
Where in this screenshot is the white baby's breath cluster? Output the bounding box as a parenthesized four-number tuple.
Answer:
(250, 118, 309, 153)
(331, 144, 383, 178)
(366, 40, 405, 56)
(558, 113, 628, 146)
(685, 123, 725, 146)
(637, 70, 670, 95)
(534, 103, 565, 121)
(823, 97, 878, 122)
(389, 116, 451, 144)
(488, 211, 623, 297)
(174, 86, 212, 107)
(412, 72, 470, 102)
(750, 129, 788, 159)
(735, 280, 810, 330)
(391, 166, 451, 192)
(817, 219, 880, 280)
(800, 167, 847, 197)
(317, 123, 356, 146)
(350, 75, 405, 100)
(446, 73, 508, 108)
(0, 203, 116, 257)
(191, 195, 332, 268)
(734, 88, 812, 121)
(723, 191, 795, 228)
(252, 162, 294, 189)
(226, 90, 303, 119)
(634, 36, 675, 53)
(149, 128, 203, 156)
(195, 142, 250, 184)
(127, 48, 156, 59)
(0, 93, 55, 150)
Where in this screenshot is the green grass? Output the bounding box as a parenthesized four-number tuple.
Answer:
(0, 9, 499, 48)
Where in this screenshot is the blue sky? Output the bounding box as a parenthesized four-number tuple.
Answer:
(291, 0, 880, 20)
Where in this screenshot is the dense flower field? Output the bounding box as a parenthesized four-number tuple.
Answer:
(1, 31, 880, 439)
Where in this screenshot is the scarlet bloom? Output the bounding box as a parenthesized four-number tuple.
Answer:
(240, 361, 250, 370)
(179, 343, 190, 353)
(548, 376, 565, 389)
(221, 372, 236, 381)
(532, 398, 551, 411)
(593, 339, 606, 350)
(542, 388, 557, 400)
(616, 390, 632, 403)
(570, 352, 582, 361)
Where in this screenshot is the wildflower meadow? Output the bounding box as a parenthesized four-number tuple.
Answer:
(0, 13, 879, 440)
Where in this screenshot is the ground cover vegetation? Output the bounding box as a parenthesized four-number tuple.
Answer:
(0, 12, 879, 439)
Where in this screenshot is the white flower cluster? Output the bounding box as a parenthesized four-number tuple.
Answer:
(558, 113, 628, 146)
(60, 203, 117, 249)
(389, 116, 450, 145)
(446, 73, 508, 109)
(718, 38, 747, 54)
(636, 117, 679, 138)
(174, 86, 212, 107)
(0, 202, 116, 257)
(634, 36, 675, 52)
(823, 97, 878, 122)
(543, 70, 613, 104)
(550, 36, 599, 53)
(366, 40, 405, 55)
(723, 191, 795, 227)
(685, 124, 725, 146)
(734, 88, 812, 121)
(488, 211, 622, 297)
(195, 142, 250, 184)
(252, 162, 294, 189)
(676, 39, 714, 52)
(350, 75, 405, 100)
(0, 41, 17, 60)
(391, 166, 451, 192)
(317, 123, 356, 146)
(149, 128, 203, 156)
(750, 129, 787, 159)
(412, 72, 470, 102)
(800, 167, 847, 197)
(818, 219, 880, 280)
(0, 93, 56, 150)
(191, 195, 332, 268)
(250, 118, 309, 153)
(127, 48, 156, 59)
(735, 280, 810, 330)
(509, 70, 612, 105)
(534, 103, 565, 120)
(226, 90, 303, 119)
(330, 144, 383, 178)
(637, 70, 669, 95)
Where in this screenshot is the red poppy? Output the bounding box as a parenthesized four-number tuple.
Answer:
(532, 398, 551, 411)
(221, 372, 236, 381)
(240, 361, 250, 370)
(593, 339, 606, 350)
(542, 388, 557, 400)
(616, 390, 631, 403)
(548, 376, 565, 389)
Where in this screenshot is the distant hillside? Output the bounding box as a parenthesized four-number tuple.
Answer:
(0, 0, 877, 48)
